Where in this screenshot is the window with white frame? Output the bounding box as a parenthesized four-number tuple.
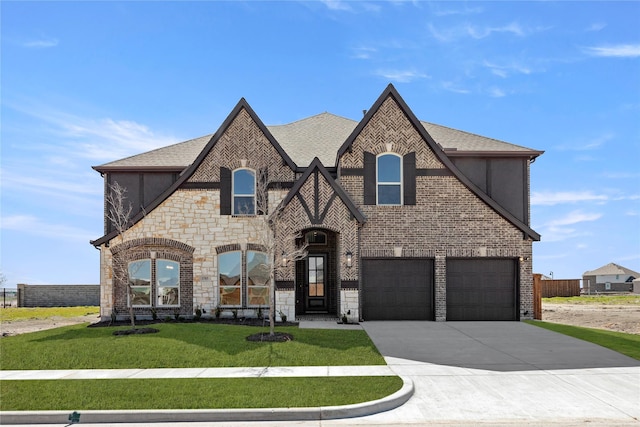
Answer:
(219, 251, 242, 306)
(128, 260, 151, 307)
(233, 168, 256, 215)
(157, 259, 180, 306)
(247, 251, 270, 306)
(377, 153, 402, 205)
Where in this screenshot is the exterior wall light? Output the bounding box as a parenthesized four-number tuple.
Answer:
(281, 251, 288, 266)
(345, 251, 353, 268)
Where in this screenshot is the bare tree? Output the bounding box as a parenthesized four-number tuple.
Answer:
(251, 168, 307, 336)
(105, 181, 137, 329)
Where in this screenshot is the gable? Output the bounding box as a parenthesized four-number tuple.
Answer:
(91, 98, 298, 247)
(281, 157, 365, 225)
(337, 84, 540, 241)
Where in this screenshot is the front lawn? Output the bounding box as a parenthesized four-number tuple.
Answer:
(1, 376, 402, 411)
(0, 322, 385, 370)
(525, 320, 640, 360)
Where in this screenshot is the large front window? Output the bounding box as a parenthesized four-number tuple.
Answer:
(128, 260, 151, 307)
(157, 260, 180, 306)
(233, 168, 256, 215)
(377, 153, 402, 205)
(219, 251, 242, 305)
(247, 251, 270, 306)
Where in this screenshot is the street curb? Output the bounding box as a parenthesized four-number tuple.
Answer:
(0, 376, 413, 424)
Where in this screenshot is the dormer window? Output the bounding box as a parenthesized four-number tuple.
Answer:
(376, 153, 402, 205)
(233, 168, 256, 215)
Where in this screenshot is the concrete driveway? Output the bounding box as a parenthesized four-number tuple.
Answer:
(350, 321, 640, 425)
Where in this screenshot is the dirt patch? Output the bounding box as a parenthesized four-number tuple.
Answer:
(542, 303, 640, 335)
(1, 314, 100, 337)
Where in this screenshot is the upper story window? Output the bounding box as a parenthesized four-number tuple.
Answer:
(233, 168, 255, 215)
(377, 153, 402, 205)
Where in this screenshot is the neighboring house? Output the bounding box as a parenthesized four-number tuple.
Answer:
(582, 263, 639, 293)
(91, 84, 543, 322)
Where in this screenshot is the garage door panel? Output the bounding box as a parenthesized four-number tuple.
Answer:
(363, 259, 434, 321)
(447, 259, 517, 321)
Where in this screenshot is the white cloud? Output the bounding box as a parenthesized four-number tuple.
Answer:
(441, 81, 470, 94)
(7, 101, 179, 162)
(586, 23, 607, 32)
(375, 69, 429, 83)
(352, 46, 377, 60)
(556, 133, 615, 151)
(1, 215, 94, 242)
(584, 44, 640, 58)
(432, 6, 483, 16)
(483, 60, 532, 78)
(466, 22, 526, 39)
(537, 210, 602, 242)
(532, 191, 608, 206)
(320, 0, 351, 11)
(547, 210, 602, 227)
(22, 38, 59, 48)
(488, 87, 506, 98)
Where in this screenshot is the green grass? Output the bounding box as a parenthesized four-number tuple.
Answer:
(0, 306, 99, 322)
(0, 376, 403, 411)
(525, 320, 640, 360)
(542, 295, 640, 305)
(0, 322, 385, 370)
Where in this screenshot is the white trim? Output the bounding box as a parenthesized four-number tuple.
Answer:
(376, 152, 403, 206)
(232, 168, 256, 215)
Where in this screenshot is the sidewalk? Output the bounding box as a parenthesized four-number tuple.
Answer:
(0, 364, 413, 425)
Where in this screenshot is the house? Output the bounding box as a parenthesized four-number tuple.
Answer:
(91, 84, 543, 322)
(582, 263, 639, 293)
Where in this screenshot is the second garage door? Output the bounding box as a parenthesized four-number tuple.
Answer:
(362, 258, 434, 320)
(446, 259, 518, 321)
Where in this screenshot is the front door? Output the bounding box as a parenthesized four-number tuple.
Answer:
(305, 254, 327, 312)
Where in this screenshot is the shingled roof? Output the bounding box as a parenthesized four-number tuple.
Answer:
(94, 110, 542, 172)
(583, 263, 640, 278)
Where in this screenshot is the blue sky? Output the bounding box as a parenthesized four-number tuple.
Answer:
(1, 1, 639, 287)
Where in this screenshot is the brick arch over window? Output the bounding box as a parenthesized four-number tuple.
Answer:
(110, 238, 194, 317)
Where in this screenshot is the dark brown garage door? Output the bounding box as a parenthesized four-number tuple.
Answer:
(446, 259, 518, 321)
(362, 258, 434, 320)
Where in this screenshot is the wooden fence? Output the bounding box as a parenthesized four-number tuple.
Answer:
(540, 279, 581, 298)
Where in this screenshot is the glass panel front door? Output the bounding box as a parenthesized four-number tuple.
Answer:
(306, 255, 327, 311)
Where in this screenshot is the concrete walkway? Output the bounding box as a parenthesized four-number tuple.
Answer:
(2, 321, 639, 426)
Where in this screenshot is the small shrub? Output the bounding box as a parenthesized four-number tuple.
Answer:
(278, 310, 287, 323)
(257, 307, 263, 320)
(151, 308, 158, 321)
(232, 309, 238, 319)
(174, 308, 181, 321)
(194, 307, 202, 321)
(215, 306, 222, 319)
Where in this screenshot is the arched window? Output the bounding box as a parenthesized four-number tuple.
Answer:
(377, 153, 402, 205)
(232, 168, 255, 215)
(157, 260, 180, 306)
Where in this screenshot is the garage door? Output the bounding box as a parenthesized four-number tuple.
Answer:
(446, 259, 518, 321)
(362, 258, 434, 320)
